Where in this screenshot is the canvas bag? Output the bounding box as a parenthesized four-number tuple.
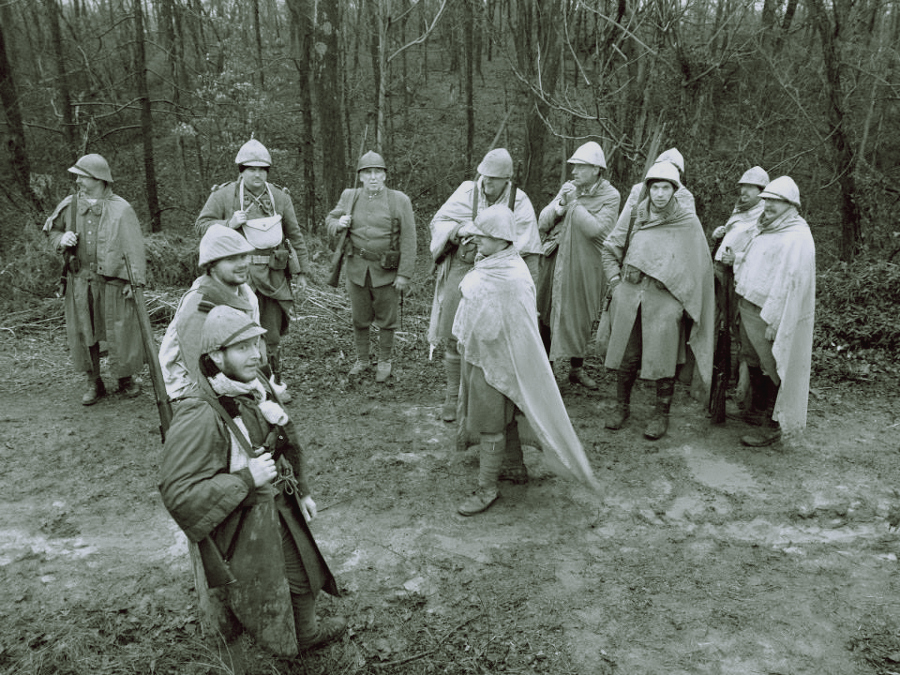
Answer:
(239, 181, 284, 249)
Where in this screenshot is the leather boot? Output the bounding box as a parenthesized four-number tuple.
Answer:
(117, 376, 141, 398)
(82, 344, 105, 406)
(644, 378, 674, 440)
(82, 375, 106, 406)
(442, 351, 461, 422)
(499, 419, 528, 484)
(458, 433, 503, 516)
(376, 329, 394, 383)
(606, 368, 637, 430)
(742, 378, 782, 446)
(350, 328, 370, 375)
(742, 366, 769, 426)
(292, 592, 348, 652)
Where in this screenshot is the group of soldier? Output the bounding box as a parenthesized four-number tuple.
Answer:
(43, 136, 815, 660)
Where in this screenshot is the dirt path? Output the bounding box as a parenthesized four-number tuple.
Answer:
(2, 331, 899, 674)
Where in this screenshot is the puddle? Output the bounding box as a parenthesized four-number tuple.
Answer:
(677, 445, 757, 494)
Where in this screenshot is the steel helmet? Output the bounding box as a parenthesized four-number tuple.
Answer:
(477, 148, 513, 178)
(738, 166, 770, 189)
(568, 141, 606, 168)
(655, 148, 684, 174)
(468, 204, 516, 242)
(200, 305, 267, 355)
(759, 176, 801, 208)
(198, 224, 256, 268)
(68, 154, 113, 183)
(235, 139, 272, 168)
(357, 151, 387, 172)
(644, 162, 681, 190)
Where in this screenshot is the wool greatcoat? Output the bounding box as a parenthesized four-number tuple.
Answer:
(536, 179, 620, 362)
(196, 180, 310, 343)
(158, 275, 263, 400)
(325, 188, 417, 287)
(602, 196, 715, 389)
(44, 187, 145, 378)
(428, 178, 541, 346)
(158, 375, 337, 657)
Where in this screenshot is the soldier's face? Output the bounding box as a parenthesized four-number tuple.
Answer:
(738, 184, 762, 206)
(762, 198, 792, 221)
(481, 176, 508, 202)
(571, 164, 600, 187)
(359, 168, 386, 193)
(215, 337, 262, 383)
(241, 166, 268, 192)
(75, 174, 105, 197)
(210, 253, 250, 287)
(648, 181, 675, 210)
(474, 234, 508, 257)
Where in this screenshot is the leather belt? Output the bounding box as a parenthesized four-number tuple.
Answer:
(352, 246, 382, 262)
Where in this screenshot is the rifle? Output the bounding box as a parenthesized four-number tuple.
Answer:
(56, 192, 78, 298)
(123, 253, 173, 442)
(327, 125, 369, 288)
(326, 188, 360, 288)
(709, 250, 733, 423)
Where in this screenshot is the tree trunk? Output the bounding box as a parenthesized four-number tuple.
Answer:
(464, 0, 474, 169)
(286, 0, 318, 232)
(314, 0, 346, 210)
(0, 15, 41, 210)
(134, 0, 161, 232)
(252, 0, 265, 87)
(808, 0, 862, 260)
(41, 0, 78, 161)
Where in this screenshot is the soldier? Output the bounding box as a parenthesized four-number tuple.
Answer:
(601, 162, 715, 440)
(196, 139, 310, 386)
(325, 151, 417, 383)
(159, 306, 346, 661)
(428, 148, 541, 420)
(44, 154, 146, 405)
(734, 176, 815, 446)
(537, 141, 620, 389)
(159, 224, 275, 405)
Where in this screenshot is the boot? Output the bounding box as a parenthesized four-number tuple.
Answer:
(741, 378, 782, 446)
(740, 366, 769, 426)
(569, 367, 599, 390)
(644, 378, 674, 440)
(458, 433, 503, 516)
(82, 375, 106, 406)
(606, 368, 637, 430)
(350, 328, 370, 375)
(117, 376, 141, 398)
(498, 419, 528, 484)
(82, 345, 105, 406)
(442, 351, 462, 422)
(376, 329, 394, 383)
(292, 593, 348, 652)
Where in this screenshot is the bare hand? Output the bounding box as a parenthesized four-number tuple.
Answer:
(765, 325, 776, 341)
(249, 452, 277, 487)
(122, 284, 134, 300)
(293, 274, 308, 294)
(559, 182, 577, 206)
(712, 225, 727, 240)
(60, 231, 78, 248)
(720, 247, 735, 265)
(228, 211, 248, 229)
(338, 214, 352, 230)
(393, 275, 409, 293)
(298, 495, 317, 522)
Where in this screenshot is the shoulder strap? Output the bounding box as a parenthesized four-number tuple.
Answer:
(388, 190, 400, 251)
(198, 391, 254, 468)
(471, 181, 479, 221)
(623, 184, 645, 261)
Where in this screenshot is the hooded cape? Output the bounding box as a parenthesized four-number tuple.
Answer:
(452, 247, 598, 488)
(603, 197, 715, 389)
(734, 209, 815, 434)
